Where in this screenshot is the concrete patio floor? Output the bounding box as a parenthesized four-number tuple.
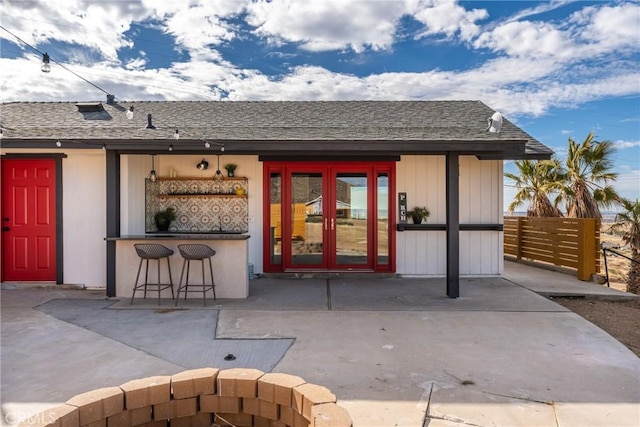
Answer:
(1, 261, 639, 426)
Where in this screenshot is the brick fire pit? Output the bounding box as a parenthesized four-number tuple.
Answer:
(19, 368, 352, 427)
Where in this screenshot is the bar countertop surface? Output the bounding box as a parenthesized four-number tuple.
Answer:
(106, 233, 250, 241)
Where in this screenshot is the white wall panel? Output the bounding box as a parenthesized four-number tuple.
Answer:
(62, 150, 106, 287)
(397, 155, 503, 276)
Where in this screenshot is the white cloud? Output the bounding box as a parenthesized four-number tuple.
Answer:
(571, 3, 640, 53)
(413, 0, 488, 42)
(561, 130, 573, 135)
(614, 168, 640, 201)
(612, 140, 640, 150)
(1, 0, 148, 62)
(245, 0, 408, 53)
(474, 20, 573, 59)
(156, 1, 246, 60)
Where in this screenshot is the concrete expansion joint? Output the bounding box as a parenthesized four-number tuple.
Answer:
(481, 390, 555, 406)
(426, 414, 482, 426)
(421, 382, 435, 427)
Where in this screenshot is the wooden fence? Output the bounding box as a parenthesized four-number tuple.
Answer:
(504, 216, 600, 281)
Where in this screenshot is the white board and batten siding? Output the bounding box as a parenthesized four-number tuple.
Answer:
(396, 155, 504, 276)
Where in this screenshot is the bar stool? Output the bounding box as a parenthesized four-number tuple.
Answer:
(175, 244, 217, 306)
(131, 243, 175, 305)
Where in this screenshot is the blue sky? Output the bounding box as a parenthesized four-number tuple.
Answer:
(1, 0, 638, 210)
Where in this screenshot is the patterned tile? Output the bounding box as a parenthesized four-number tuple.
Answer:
(145, 178, 248, 233)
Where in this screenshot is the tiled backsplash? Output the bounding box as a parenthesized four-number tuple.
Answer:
(145, 178, 248, 233)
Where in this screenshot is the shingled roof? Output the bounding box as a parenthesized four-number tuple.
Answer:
(0, 100, 552, 159)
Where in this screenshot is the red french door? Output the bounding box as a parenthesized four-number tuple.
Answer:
(1, 159, 57, 281)
(264, 162, 394, 272)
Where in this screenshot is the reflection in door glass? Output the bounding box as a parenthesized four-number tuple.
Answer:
(377, 173, 389, 265)
(291, 173, 323, 265)
(269, 172, 282, 265)
(336, 173, 368, 265)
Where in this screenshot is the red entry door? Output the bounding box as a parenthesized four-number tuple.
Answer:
(1, 159, 57, 281)
(264, 161, 394, 273)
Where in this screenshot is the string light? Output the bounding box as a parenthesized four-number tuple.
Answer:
(204, 141, 211, 148)
(126, 106, 134, 120)
(174, 129, 180, 140)
(0, 25, 115, 101)
(56, 140, 61, 147)
(148, 155, 157, 182)
(41, 53, 51, 73)
(168, 144, 173, 152)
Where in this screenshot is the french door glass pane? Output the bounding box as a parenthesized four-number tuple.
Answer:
(377, 173, 389, 266)
(336, 173, 368, 265)
(291, 173, 323, 265)
(269, 172, 282, 266)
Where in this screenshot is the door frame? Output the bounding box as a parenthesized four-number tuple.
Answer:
(1, 153, 65, 283)
(262, 160, 396, 273)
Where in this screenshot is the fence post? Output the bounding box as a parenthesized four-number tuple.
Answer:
(577, 218, 597, 281)
(516, 217, 524, 260)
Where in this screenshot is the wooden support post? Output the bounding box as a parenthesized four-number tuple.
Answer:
(106, 150, 120, 297)
(446, 152, 460, 298)
(516, 216, 523, 260)
(577, 218, 597, 281)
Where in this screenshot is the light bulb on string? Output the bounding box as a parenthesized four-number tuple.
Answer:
(213, 155, 223, 180)
(41, 53, 51, 73)
(148, 155, 157, 182)
(168, 145, 173, 152)
(126, 106, 134, 120)
(204, 141, 211, 148)
(55, 140, 61, 147)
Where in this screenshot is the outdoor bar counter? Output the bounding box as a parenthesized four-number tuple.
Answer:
(106, 233, 250, 299)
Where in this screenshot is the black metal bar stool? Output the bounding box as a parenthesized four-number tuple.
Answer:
(175, 244, 217, 306)
(131, 243, 175, 305)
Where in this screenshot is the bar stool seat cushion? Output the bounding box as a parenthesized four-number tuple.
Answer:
(135, 244, 174, 259)
(177, 244, 216, 260)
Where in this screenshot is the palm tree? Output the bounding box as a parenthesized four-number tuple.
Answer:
(608, 199, 640, 294)
(505, 158, 564, 217)
(562, 132, 621, 218)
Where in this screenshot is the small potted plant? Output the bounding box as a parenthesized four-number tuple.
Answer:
(408, 206, 430, 224)
(224, 163, 237, 178)
(154, 207, 177, 231)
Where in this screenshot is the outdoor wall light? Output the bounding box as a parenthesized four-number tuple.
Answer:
(41, 53, 51, 73)
(126, 106, 134, 120)
(148, 155, 158, 182)
(196, 159, 209, 171)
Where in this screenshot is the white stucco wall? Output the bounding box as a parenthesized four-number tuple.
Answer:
(1, 149, 107, 287)
(395, 155, 504, 276)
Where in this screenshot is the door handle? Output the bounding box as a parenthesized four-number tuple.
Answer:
(331, 218, 335, 230)
(324, 219, 328, 231)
